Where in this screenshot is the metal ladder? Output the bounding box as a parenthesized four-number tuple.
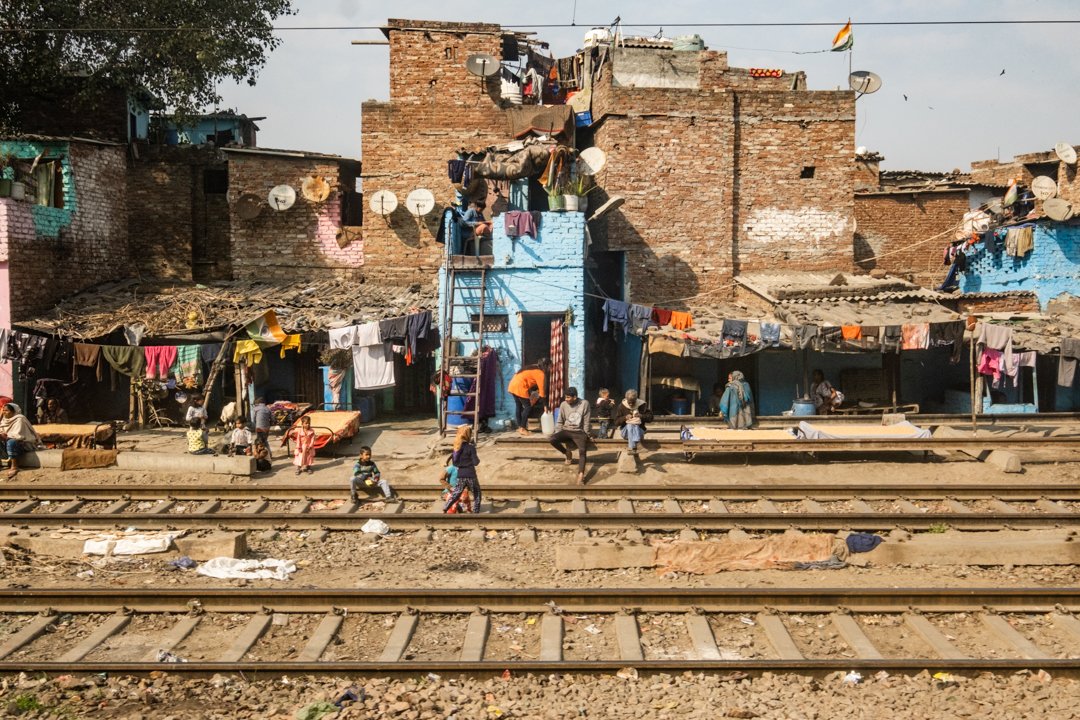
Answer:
(439, 260, 487, 436)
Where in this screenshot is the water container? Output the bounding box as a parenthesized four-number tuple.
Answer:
(446, 377, 472, 427)
(792, 399, 816, 416)
(671, 397, 691, 416)
(540, 408, 555, 436)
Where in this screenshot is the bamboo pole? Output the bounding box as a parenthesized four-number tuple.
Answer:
(970, 336, 978, 434)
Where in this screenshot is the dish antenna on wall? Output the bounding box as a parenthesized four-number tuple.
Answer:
(368, 189, 398, 226)
(268, 184, 296, 211)
(301, 175, 331, 203)
(848, 71, 882, 99)
(406, 189, 436, 224)
(235, 193, 263, 220)
(465, 53, 500, 78)
(1032, 175, 1058, 200)
(1055, 142, 1078, 165)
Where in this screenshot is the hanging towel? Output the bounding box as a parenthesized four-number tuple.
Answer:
(73, 343, 104, 382)
(504, 210, 539, 239)
(352, 344, 396, 390)
(977, 323, 1014, 378)
(102, 346, 146, 378)
(144, 346, 177, 380)
(881, 326, 902, 354)
(232, 340, 264, 366)
(329, 325, 359, 349)
(900, 324, 930, 350)
(794, 324, 819, 350)
(841, 326, 862, 341)
(1059, 338, 1080, 387)
(629, 304, 655, 334)
(669, 311, 693, 330)
(928, 321, 966, 363)
(651, 307, 673, 327)
(174, 345, 202, 383)
(602, 299, 631, 335)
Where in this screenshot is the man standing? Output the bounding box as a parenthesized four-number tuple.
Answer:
(251, 396, 273, 458)
(549, 386, 590, 485)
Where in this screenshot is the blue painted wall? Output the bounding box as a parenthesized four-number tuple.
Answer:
(0, 140, 78, 238)
(439, 211, 587, 423)
(961, 222, 1080, 308)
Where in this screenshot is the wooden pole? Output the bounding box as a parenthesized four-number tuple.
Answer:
(128, 381, 136, 428)
(201, 340, 234, 410)
(969, 335, 978, 434)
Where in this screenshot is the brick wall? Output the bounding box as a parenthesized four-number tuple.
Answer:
(956, 294, 1041, 314)
(226, 153, 363, 282)
(0, 141, 129, 318)
(127, 146, 199, 280)
(361, 21, 509, 287)
(854, 190, 969, 284)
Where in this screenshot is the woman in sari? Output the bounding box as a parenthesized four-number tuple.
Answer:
(719, 371, 755, 429)
(0, 403, 42, 478)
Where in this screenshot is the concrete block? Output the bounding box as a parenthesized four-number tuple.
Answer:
(174, 532, 248, 560)
(616, 451, 640, 474)
(8, 530, 246, 560)
(22, 450, 254, 476)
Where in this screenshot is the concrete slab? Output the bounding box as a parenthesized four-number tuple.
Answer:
(5, 530, 246, 561)
(20, 449, 253, 476)
(616, 451, 639, 474)
(555, 541, 656, 571)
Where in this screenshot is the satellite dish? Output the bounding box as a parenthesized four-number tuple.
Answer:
(465, 53, 499, 77)
(235, 193, 263, 220)
(1044, 198, 1074, 222)
(848, 71, 882, 96)
(406, 188, 436, 217)
(1055, 142, 1077, 165)
(301, 175, 331, 203)
(577, 147, 607, 176)
(268, 184, 296, 211)
(368, 189, 398, 216)
(1032, 175, 1058, 200)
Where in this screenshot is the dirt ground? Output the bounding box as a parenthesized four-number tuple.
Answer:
(3, 421, 1080, 718)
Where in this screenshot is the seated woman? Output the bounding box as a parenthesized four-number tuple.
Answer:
(0, 403, 42, 478)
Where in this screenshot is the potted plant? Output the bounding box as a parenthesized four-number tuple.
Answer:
(563, 172, 594, 213)
(547, 186, 566, 212)
(0, 152, 14, 199)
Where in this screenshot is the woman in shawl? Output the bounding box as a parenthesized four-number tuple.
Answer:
(0, 403, 42, 478)
(719, 371, 755, 430)
(292, 415, 317, 475)
(613, 389, 653, 455)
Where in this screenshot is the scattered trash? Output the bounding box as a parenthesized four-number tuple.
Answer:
(294, 700, 338, 720)
(426, 673, 441, 683)
(486, 706, 504, 717)
(83, 531, 176, 556)
(333, 687, 363, 708)
(196, 557, 298, 581)
(932, 671, 960, 688)
(501, 669, 511, 680)
(842, 671, 862, 685)
(544, 600, 563, 615)
(738, 616, 756, 626)
(361, 518, 391, 536)
(616, 667, 639, 680)
(584, 624, 602, 635)
(168, 556, 197, 570)
(75, 569, 94, 579)
(526, 617, 538, 626)
(155, 650, 187, 663)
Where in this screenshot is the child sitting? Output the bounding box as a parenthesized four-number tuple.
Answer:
(253, 443, 272, 473)
(227, 418, 254, 456)
(438, 453, 471, 514)
(350, 445, 394, 501)
(594, 387, 615, 438)
(186, 419, 215, 455)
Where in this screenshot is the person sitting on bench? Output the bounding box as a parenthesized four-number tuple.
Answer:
(614, 389, 653, 455)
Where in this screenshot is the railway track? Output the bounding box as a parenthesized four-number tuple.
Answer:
(5, 484, 1080, 531)
(0, 588, 1078, 674)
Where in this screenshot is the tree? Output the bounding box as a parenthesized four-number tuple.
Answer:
(0, 0, 296, 133)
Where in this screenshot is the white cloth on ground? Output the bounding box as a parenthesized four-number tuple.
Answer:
(196, 557, 298, 581)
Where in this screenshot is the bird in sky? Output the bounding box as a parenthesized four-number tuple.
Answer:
(1000, 68, 1006, 76)
(903, 94, 908, 101)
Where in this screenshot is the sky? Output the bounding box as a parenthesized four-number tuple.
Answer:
(217, 0, 1080, 172)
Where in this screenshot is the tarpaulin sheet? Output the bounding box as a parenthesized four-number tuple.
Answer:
(284, 410, 361, 450)
(653, 533, 848, 574)
(796, 421, 931, 440)
(686, 428, 795, 441)
(61, 448, 118, 471)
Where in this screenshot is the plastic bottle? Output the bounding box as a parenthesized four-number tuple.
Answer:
(540, 408, 555, 436)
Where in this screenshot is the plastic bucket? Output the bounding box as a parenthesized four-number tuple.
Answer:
(446, 377, 472, 427)
(671, 397, 691, 415)
(792, 400, 816, 416)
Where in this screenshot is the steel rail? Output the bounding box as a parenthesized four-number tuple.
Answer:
(7, 511, 1080, 531)
(5, 483, 1080, 501)
(1, 587, 1077, 613)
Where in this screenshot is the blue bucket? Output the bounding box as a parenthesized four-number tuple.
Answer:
(671, 397, 691, 416)
(792, 399, 816, 416)
(446, 377, 472, 427)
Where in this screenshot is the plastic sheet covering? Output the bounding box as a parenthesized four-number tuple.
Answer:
(796, 421, 931, 440)
(196, 557, 298, 581)
(653, 533, 848, 574)
(83, 532, 175, 556)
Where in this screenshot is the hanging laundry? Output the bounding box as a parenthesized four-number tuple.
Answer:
(1058, 338, 1080, 387)
(629, 304, 655, 334)
(651, 307, 673, 327)
(123, 323, 146, 346)
(794, 324, 819, 350)
(978, 347, 1005, 386)
(1007, 351, 1037, 388)
(352, 321, 395, 390)
(981, 228, 1000, 254)
(722, 319, 748, 351)
(900, 324, 930, 351)
(602, 299, 631, 335)
(448, 159, 466, 184)
(977, 323, 1014, 378)
(174, 345, 202, 383)
(279, 335, 302, 358)
(669, 311, 693, 330)
(378, 315, 409, 344)
(929, 320, 966, 363)
(102, 346, 146, 378)
(841, 326, 862, 341)
(232, 340, 263, 366)
(73, 343, 104, 382)
(880, 326, 902, 354)
(760, 322, 781, 347)
(329, 325, 359, 349)
(504, 210, 539, 239)
(819, 327, 843, 350)
(648, 334, 687, 357)
(0, 329, 8, 360)
(405, 311, 436, 365)
(144, 346, 177, 380)
(5, 332, 47, 363)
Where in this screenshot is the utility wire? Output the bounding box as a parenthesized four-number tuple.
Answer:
(4, 19, 1080, 32)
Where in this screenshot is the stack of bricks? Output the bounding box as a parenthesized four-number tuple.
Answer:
(226, 153, 362, 283)
(2, 141, 129, 318)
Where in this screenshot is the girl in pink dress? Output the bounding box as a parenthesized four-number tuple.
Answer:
(292, 415, 316, 475)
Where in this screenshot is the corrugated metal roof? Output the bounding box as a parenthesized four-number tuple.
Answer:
(737, 271, 948, 304)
